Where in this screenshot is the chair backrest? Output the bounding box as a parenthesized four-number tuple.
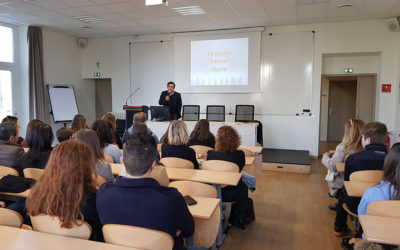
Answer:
(31, 214, 92, 240)
(103, 224, 174, 250)
(235, 105, 254, 122)
(189, 145, 213, 155)
(160, 157, 194, 169)
(104, 154, 114, 163)
(238, 147, 253, 157)
(157, 143, 162, 153)
(349, 170, 384, 183)
(201, 160, 239, 173)
(206, 105, 225, 122)
(169, 181, 217, 198)
(367, 200, 400, 218)
(182, 105, 200, 121)
(23, 168, 44, 181)
(194, 206, 221, 248)
(151, 165, 170, 186)
(0, 208, 23, 228)
(0, 165, 18, 178)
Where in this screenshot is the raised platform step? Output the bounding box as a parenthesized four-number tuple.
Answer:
(262, 148, 310, 174)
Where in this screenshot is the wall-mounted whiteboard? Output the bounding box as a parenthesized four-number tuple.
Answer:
(261, 31, 314, 114)
(48, 85, 79, 123)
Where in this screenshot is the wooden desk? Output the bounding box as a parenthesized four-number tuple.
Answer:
(240, 146, 263, 154)
(0, 189, 30, 198)
(189, 196, 220, 220)
(0, 226, 137, 250)
(166, 168, 241, 186)
(359, 215, 400, 246)
(110, 163, 122, 176)
(336, 162, 345, 173)
(344, 181, 376, 197)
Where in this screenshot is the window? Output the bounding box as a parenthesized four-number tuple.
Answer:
(0, 24, 14, 118)
(0, 70, 12, 118)
(0, 25, 13, 63)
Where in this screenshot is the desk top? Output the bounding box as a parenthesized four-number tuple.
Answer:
(0, 226, 136, 250)
(0, 189, 30, 198)
(336, 163, 345, 173)
(359, 215, 400, 246)
(344, 181, 376, 197)
(189, 196, 220, 220)
(240, 146, 263, 154)
(166, 168, 241, 186)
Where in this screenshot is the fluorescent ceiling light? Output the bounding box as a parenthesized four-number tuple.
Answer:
(172, 6, 206, 15)
(146, 0, 167, 6)
(74, 15, 104, 24)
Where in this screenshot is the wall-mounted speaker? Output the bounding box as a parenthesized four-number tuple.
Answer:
(77, 38, 87, 49)
(387, 17, 400, 32)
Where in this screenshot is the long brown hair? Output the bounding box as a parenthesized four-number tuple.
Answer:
(383, 146, 400, 200)
(71, 115, 87, 132)
(215, 126, 241, 153)
(341, 119, 364, 152)
(25, 140, 97, 228)
(74, 129, 104, 161)
(190, 119, 214, 142)
(102, 113, 116, 131)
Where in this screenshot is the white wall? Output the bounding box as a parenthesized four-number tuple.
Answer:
(81, 19, 400, 156)
(42, 29, 95, 140)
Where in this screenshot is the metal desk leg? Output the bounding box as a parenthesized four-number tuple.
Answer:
(213, 184, 226, 247)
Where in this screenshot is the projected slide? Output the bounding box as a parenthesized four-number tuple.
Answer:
(191, 38, 248, 86)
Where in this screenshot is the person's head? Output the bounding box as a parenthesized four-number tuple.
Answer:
(2, 116, 20, 129)
(167, 120, 189, 146)
(102, 113, 116, 131)
(56, 127, 74, 143)
(382, 146, 400, 200)
(167, 81, 175, 93)
(133, 112, 147, 124)
(391, 142, 400, 149)
(132, 123, 148, 135)
(25, 119, 44, 141)
(215, 125, 241, 153)
(361, 122, 387, 148)
(74, 129, 104, 161)
(26, 123, 53, 153)
(25, 140, 97, 228)
(190, 119, 214, 143)
(123, 132, 157, 176)
(341, 119, 364, 151)
(71, 115, 87, 132)
(91, 119, 115, 147)
(0, 122, 19, 144)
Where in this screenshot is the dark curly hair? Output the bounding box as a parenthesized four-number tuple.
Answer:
(215, 125, 241, 153)
(91, 119, 115, 147)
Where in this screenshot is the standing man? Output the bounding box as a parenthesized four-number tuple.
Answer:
(159, 81, 182, 120)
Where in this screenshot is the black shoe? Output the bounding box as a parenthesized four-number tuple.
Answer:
(340, 238, 354, 250)
(328, 203, 338, 211)
(328, 192, 338, 199)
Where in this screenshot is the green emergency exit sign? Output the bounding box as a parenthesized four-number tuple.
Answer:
(344, 68, 353, 73)
(94, 72, 101, 77)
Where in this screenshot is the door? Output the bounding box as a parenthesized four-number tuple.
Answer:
(95, 79, 112, 119)
(327, 80, 357, 141)
(356, 76, 375, 123)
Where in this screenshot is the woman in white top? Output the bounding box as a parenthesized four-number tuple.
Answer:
(322, 119, 364, 198)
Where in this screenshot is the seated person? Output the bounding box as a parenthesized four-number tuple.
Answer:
(206, 125, 249, 227)
(161, 121, 199, 169)
(2, 116, 24, 145)
(13, 123, 53, 176)
(0, 122, 25, 167)
(102, 113, 123, 149)
(187, 119, 215, 148)
(96, 132, 194, 250)
(22, 119, 44, 148)
(334, 122, 388, 237)
(70, 114, 88, 133)
(25, 141, 103, 242)
(56, 127, 74, 144)
(91, 120, 122, 164)
(74, 129, 114, 183)
(122, 112, 159, 144)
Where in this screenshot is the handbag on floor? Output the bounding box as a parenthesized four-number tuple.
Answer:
(228, 198, 255, 229)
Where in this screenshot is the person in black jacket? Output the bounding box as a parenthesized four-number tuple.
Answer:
(161, 121, 199, 169)
(159, 81, 182, 120)
(206, 125, 249, 227)
(188, 119, 215, 148)
(334, 122, 388, 237)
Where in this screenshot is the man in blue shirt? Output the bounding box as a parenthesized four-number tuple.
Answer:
(96, 132, 194, 250)
(122, 112, 159, 145)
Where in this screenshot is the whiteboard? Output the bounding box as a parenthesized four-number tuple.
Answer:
(261, 31, 314, 114)
(48, 85, 79, 123)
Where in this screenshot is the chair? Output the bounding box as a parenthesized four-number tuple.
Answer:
(349, 170, 383, 183)
(151, 165, 170, 186)
(30, 214, 92, 240)
(201, 160, 239, 173)
(189, 145, 213, 155)
(0, 208, 23, 228)
(182, 105, 200, 121)
(366, 200, 400, 218)
(168, 181, 220, 248)
(160, 157, 194, 169)
(235, 105, 254, 122)
(103, 224, 174, 250)
(0, 165, 18, 178)
(206, 105, 225, 122)
(23, 168, 44, 181)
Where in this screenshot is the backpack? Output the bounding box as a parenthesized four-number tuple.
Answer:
(228, 198, 255, 229)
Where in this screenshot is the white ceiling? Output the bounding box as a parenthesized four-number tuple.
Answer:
(0, 0, 399, 37)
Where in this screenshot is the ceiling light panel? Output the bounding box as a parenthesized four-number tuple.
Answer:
(74, 15, 104, 23)
(172, 6, 206, 15)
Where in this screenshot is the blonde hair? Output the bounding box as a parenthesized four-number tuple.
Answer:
(340, 118, 364, 152)
(167, 121, 189, 145)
